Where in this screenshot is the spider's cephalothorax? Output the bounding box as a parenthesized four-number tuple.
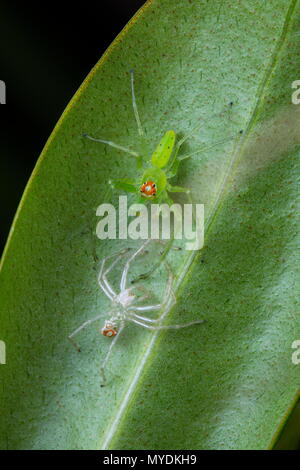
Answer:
(102, 287, 137, 336)
(140, 180, 157, 198)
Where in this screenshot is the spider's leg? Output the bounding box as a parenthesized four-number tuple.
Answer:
(98, 248, 131, 300)
(162, 263, 177, 310)
(109, 178, 139, 194)
(128, 292, 151, 306)
(130, 238, 175, 284)
(68, 312, 110, 352)
(129, 259, 174, 317)
(176, 136, 235, 161)
(129, 303, 162, 313)
(163, 121, 203, 177)
(166, 129, 239, 180)
(120, 239, 152, 291)
(130, 265, 204, 329)
(100, 323, 125, 387)
(163, 121, 199, 176)
(128, 317, 205, 330)
(175, 121, 205, 151)
(129, 285, 154, 305)
(155, 239, 182, 251)
(166, 183, 193, 204)
(130, 69, 145, 137)
(129, 312, 162, 323)
(83, 133, 140, 158)
(170, 103, 237, 160)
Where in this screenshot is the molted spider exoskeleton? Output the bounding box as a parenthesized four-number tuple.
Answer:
(68, 240, 204, 386)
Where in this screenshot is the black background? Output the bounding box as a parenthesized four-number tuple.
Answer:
(0, 0, 146, 253)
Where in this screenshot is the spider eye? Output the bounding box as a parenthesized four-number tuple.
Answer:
(101, 324, 117, 337)
(140, 180, 158, 197)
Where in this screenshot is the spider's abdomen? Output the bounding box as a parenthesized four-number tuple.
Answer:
(151, 130, 176, 169)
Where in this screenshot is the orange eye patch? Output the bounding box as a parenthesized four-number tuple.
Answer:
(140, 181, 157, 197)
(101, 326, 117, 337)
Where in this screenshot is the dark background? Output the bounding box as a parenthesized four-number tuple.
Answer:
(0, 0, 146, 254)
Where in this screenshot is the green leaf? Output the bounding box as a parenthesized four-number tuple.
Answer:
(0, 0, 299, 450)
